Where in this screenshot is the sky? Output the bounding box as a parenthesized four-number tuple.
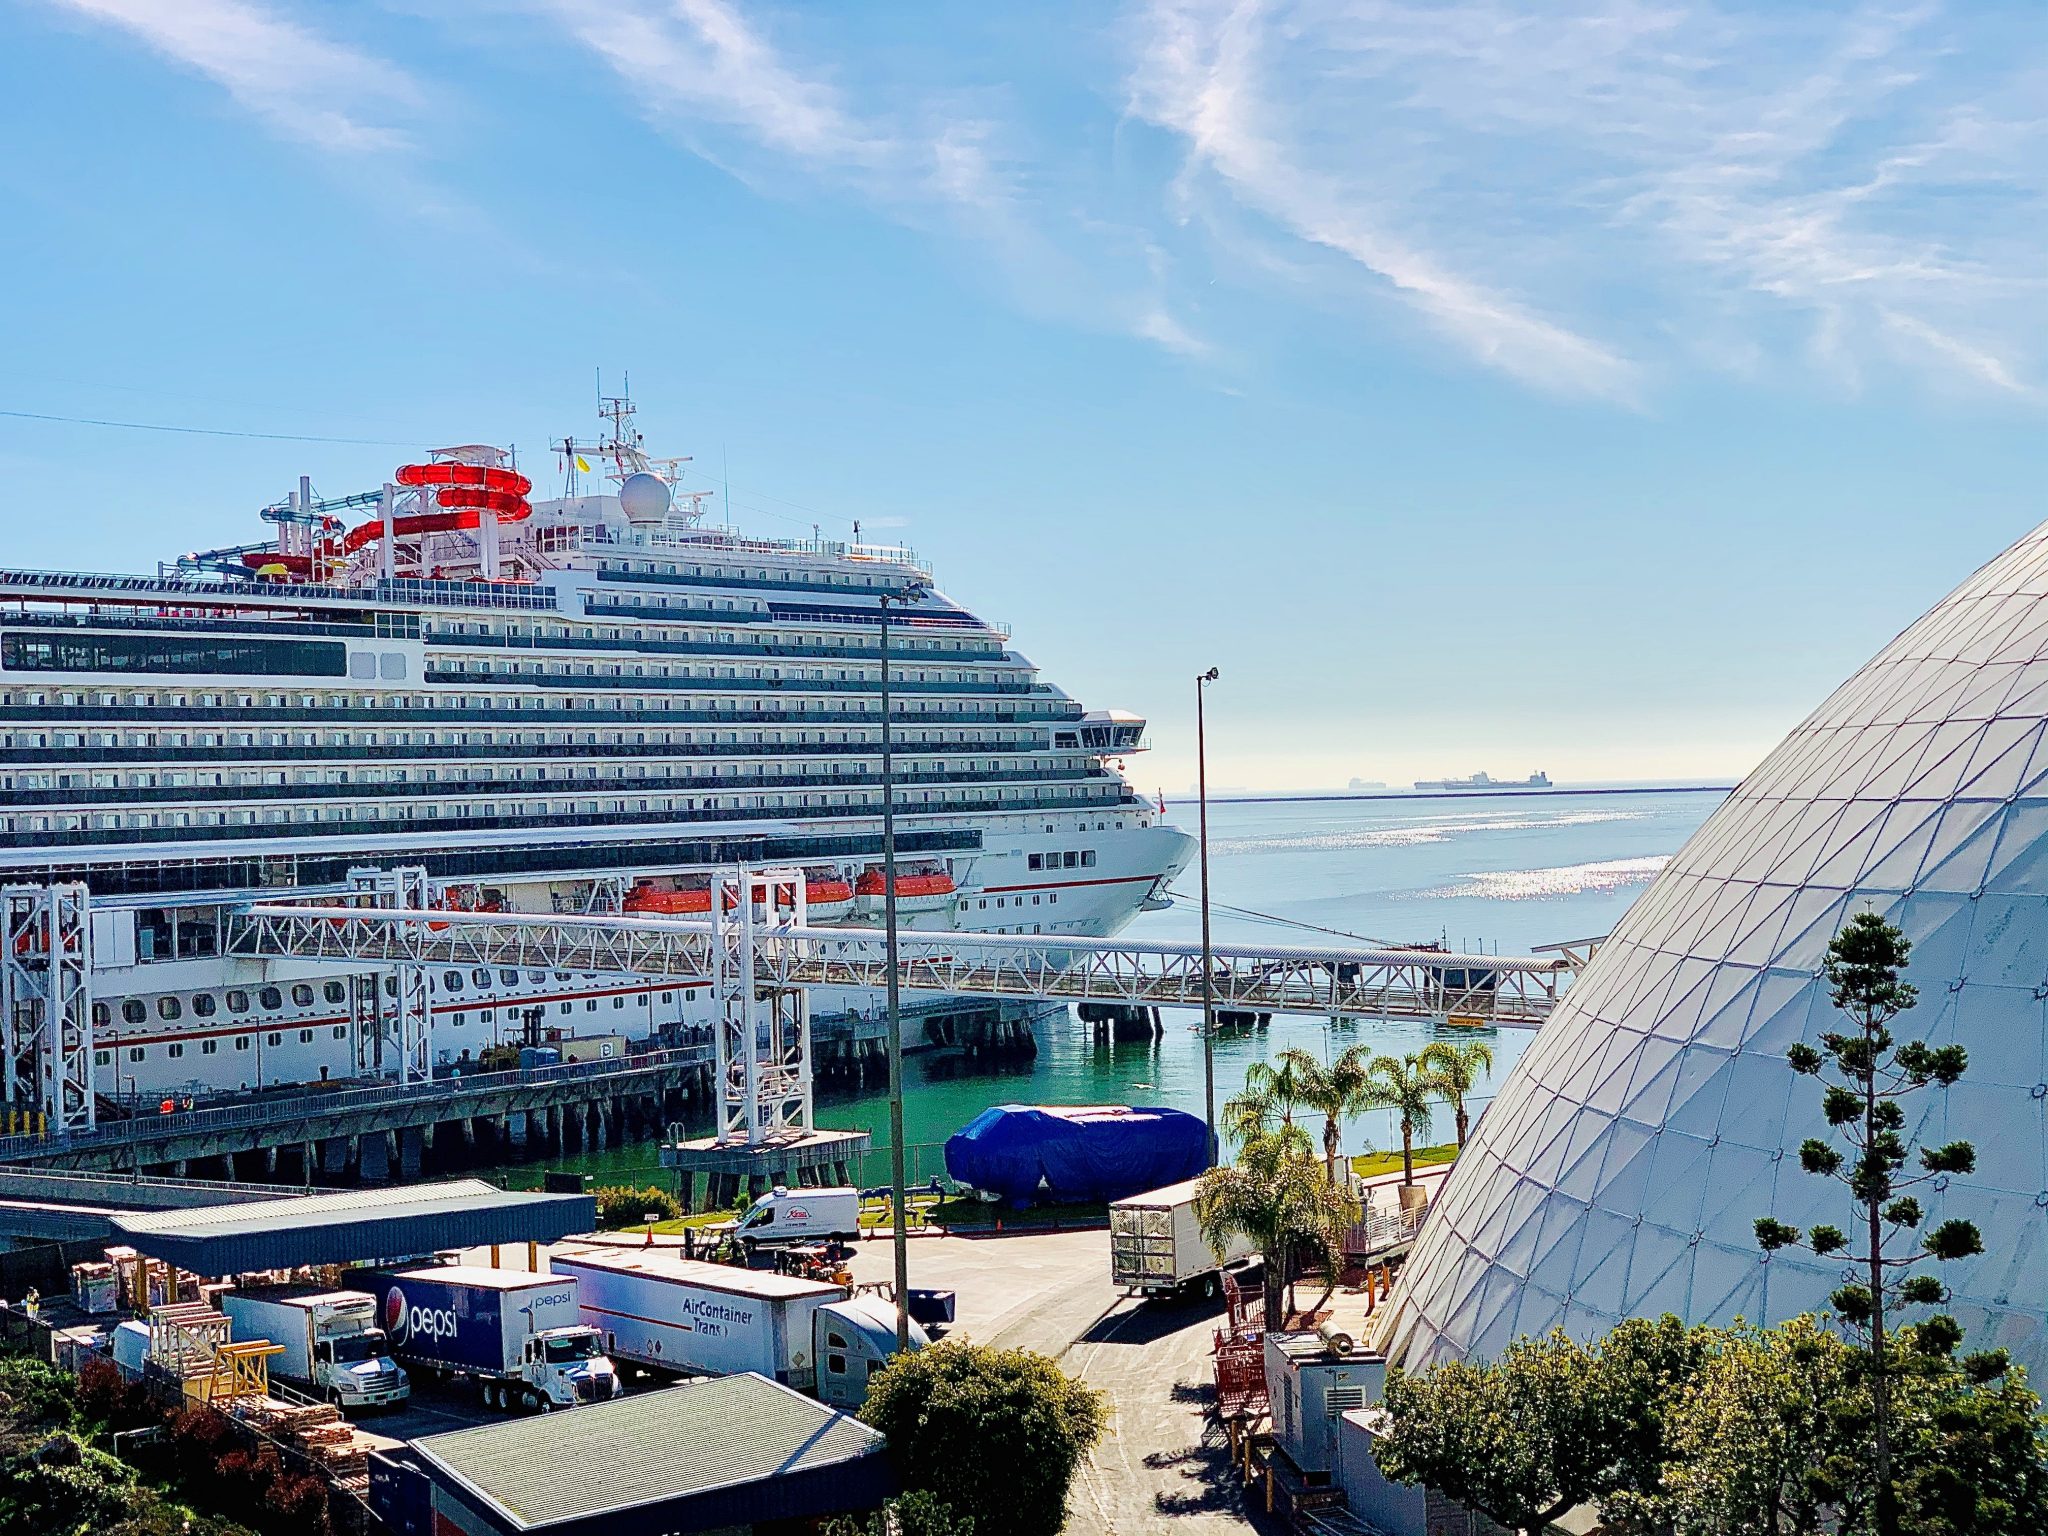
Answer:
(1, 1, 2044, 795)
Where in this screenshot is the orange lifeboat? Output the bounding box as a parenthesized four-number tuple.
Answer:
(800, 876, 856, 922)
(624, 884, 715, 916)
(854, 866, 958, 914)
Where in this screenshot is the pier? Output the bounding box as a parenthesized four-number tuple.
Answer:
(0, 882, 1593, 1189)
(0, 1046, 713, 1178)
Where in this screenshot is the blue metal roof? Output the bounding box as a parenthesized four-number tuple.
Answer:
(108, 1180, 595, 1274)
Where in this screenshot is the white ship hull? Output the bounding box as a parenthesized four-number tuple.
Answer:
(2, 397, 1192, 1112)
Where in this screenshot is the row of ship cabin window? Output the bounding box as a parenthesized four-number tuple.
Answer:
(1026, 850, 1097, 871)
(95, 973, 702, 1023)
(96, 993, 675, 1063)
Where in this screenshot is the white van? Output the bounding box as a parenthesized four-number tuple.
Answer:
(728, 1187, 861, 1247)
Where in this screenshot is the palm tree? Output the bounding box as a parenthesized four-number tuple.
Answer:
(1418, 1039, 1493, 1147)
(1359, 1052, 1443, 1190)
(1193, 1131, 1358, 1329)
(1267, 1044, 1375, 1187)
(1241, 1053, 1310, 1127)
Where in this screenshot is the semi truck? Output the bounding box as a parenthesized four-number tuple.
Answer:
(217, 1288, 410, 1410)
(553, 1245, 923, 1409)
(1110, 1177, 1259, 1298)
(347, 1266, 622, 1412)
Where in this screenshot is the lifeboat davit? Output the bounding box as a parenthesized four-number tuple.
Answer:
(854, 866, 957, 914)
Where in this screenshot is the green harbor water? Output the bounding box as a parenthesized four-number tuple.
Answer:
(491, 787, 1725, 1193)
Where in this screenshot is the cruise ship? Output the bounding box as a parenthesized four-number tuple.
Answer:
(0, 398, 1194, 1102)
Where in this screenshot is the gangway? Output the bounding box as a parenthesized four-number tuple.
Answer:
(229, 904, 1577, 1027)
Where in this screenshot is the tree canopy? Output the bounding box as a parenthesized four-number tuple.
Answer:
(858, 1340, 1106, 1536)
(1194, 1129, 1356, 1327)
(1379, 1313, 2048, 1536)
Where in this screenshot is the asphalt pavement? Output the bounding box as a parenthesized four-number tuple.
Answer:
(846, 1227, 1260, 1532)
(453, 1225, 1263, 1529)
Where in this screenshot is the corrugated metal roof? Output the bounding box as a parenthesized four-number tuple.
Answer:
(413, 1372, 888, 1530)
(551, 1244, 841, 1299)
(109, 1180, 596, 1274)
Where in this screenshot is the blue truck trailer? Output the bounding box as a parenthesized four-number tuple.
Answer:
(348, 1265, 622, 1412)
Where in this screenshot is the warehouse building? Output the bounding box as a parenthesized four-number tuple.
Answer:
(369, 1370, 896, 1535)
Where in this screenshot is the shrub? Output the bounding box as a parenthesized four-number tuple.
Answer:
(264, 1469, 331, 1536)
(0, 1428, 137, 1536)
(824, 1490, 975, 1536)
(859, 1341, 1106, 1536)
(594, 1184, 681, 1228)
(75, 1358, 152, 1432)
(0, 1358, 76, 1431)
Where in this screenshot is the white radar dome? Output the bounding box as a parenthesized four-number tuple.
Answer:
(618, 472, 673, 525)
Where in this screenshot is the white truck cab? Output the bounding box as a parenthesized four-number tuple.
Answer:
(218, 1289, 411, 1411)
(522, 1325, 622, 1408)
(730, 1186, 861, 1248)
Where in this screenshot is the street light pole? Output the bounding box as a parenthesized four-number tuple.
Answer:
(1197, 667, 1220, 1164)
(880, 579, 930, 1350)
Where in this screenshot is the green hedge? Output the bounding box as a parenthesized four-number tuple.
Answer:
(594, 1184, 682, 1229)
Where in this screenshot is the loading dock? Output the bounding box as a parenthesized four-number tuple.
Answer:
(107, 1179, 596, 1274)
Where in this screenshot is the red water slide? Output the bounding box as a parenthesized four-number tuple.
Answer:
(342, 462, 534, 555)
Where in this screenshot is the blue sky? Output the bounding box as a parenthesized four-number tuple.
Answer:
(2, 1, 2044, 794)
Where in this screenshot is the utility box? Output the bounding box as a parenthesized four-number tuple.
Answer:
(556, 1036, 626, 1064)
(1265, 1331, 1389, 1478)
(1336, 1408, 1428, 1536)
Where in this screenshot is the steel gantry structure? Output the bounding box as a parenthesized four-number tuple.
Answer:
(229, 902, 1578, 1028)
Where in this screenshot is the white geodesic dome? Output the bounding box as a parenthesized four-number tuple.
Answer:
(1383, 519, 2048, 1376)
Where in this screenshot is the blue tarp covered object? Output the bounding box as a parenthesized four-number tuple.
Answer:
(944, 1104, 1209, 1206)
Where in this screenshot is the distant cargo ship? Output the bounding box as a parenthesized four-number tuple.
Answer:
(1413, 771, 1552, 791)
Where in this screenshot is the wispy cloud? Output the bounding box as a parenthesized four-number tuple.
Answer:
(1126, 0, 2048, 399)
(533, 0, 882, 169)
(47, 0, 421, 154)
(1131, 0, 1640, 399)
(530, 0, 1208, 359)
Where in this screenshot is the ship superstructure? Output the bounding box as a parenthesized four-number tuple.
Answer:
(0, 398, 1191, 1101)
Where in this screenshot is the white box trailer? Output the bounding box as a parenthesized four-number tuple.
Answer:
(554, 1248, 844, 1392)
(217, 1288, 410, 1409)
(1110, 1177, 1258, 1298)
(553, 1246, 922, 1403)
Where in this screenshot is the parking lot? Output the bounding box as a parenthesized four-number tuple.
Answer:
(440, 1224, 1254, 1530)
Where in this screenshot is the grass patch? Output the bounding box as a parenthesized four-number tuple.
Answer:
(1351, 1143, 1459, 1179)
(927, 1196, 1109, 1229)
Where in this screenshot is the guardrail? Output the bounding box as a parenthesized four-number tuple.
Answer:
(1342, 1206, 1427, 1259)
(0, 1044, 711, 1162)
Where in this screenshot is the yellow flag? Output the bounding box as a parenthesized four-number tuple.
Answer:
(575, 455, 592, 473)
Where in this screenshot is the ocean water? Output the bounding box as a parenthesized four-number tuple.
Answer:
(502, 787, 1726, 1190)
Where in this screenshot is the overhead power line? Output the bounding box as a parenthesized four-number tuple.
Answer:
(0, 407, 425, 449)
(1165, 887, 1404, 948)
